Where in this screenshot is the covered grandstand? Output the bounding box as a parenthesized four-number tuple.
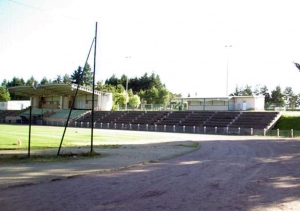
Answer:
(5, 84, 112, 124)
(8, 84, 112, 110)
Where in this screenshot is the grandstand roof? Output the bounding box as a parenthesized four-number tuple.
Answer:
(8, 84, 104, 97)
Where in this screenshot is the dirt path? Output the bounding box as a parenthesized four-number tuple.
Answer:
(1, 134, 300, 211)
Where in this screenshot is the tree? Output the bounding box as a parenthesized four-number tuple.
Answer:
(71, 63, 93, 86)
(116, 84, 125, 93)
(289, 94, 298, 109)
(230, 86, 242, 96)
(7, 77, 27, 100)
(242, 85, 253, 96)
(53, 75, 62, 84)
(114, 93, 127, 105)
(129, 94, 141, 107)
(270, 85, 285, 107)
(25, 76, 38, 87)
(63, 74, 72, 84)
(105, 74, 119, 86)
(0, 86, 10, 101)
(96, 82, 116, 93)
(158, 87, 170, 104)
(7, 77, 25, 87)
(71, 66, 83, 84)
(145, 87, 159, 104)
(1, 79, 7, 87)
(296, 94, 300, 108)
(283, 86, 295, 108)
(82, 63, 93, 86)
(40, 77, 50, 85)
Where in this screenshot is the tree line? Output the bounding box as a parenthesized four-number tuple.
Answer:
(1, 63, 299, 109)
(230, 84, 300, 109)
(0, 64, 180, 109)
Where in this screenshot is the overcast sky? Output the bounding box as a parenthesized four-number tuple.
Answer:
(1, 0, 300, 97)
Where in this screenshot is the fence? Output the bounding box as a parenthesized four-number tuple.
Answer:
(31, 120, 293, 137)
(117, 104, 175, 111)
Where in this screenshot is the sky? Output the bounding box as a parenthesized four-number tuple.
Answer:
(1, 0, 300, 97)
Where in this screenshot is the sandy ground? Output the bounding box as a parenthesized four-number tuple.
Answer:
(1, 132, 300, 211)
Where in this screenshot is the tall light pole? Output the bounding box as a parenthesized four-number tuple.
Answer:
(125, 56, 131, 110)
(225, 45, 232, 96)
(125, 75, 129, 110)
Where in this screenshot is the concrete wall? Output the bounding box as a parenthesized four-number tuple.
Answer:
(0, 101, 30, 110)
(254, 96, 265, 110)
(188, 105, 228, 111)
(99, 93, 113, 111)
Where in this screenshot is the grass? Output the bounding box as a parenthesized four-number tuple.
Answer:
(177, 142, 199, 148)
(0, 151, 104, 164)
(0, 124, 166, 150)
(273, 114, 300, 130)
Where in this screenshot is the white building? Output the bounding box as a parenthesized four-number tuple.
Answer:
(0, 100, 30, 110)
(171, 95, 265, 111)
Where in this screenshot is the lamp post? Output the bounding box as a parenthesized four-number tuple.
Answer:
(125, 75, 129, 110)
(225, 45, 232, 96)
(125, 56, 131, 110)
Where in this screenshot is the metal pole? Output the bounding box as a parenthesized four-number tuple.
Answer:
(28, 105, 32, 158)
(226, 58, 229, 96)
(57, 38, 95, 156)
(125, 76, 128, 110)
(225, 45, 232, 96)
(91, 22, 97, 153)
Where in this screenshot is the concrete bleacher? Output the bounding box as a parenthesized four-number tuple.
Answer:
(132, 111, 168, 125)
(230, 112, 279, 129)
(0, 110, 20, 122)
(19, 108, 54, 116)
(203, 111, 240, 128)
(18, 109, 279, 131)
(110, 111, 142, 124)
(80, 111, 109, 122)
(88, 111, 126, 124)
(178, 111, 215, 126)
(156, 111, 190, 126)
(49, 109, 87, 119)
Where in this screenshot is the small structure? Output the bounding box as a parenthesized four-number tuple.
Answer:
(171, 95, 265, 111)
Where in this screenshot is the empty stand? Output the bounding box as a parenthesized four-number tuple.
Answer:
(203, 111, 240, 127)
(230, 112, 279, 129)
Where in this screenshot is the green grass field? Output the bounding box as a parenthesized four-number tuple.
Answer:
(273, 113, 300, 130)
(0, 124, 175, 150)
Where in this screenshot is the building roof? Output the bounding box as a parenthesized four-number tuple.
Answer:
(8, 84, 105, 97)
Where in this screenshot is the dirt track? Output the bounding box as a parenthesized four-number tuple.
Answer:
(1, 133, 300, 211)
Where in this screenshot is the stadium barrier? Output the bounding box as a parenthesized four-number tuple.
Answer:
(29, 120, 295, 137)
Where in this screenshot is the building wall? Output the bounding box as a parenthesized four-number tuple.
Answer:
(233, 97, 265, 111)
(254, 97, 265, 110)
(234, 98, 255, 110)
(0, 101, 30, 110)
(184, 96, 265, 111)
(99, 93, 113, 111)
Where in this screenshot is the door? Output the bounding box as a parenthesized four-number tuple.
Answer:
(242, 101, 247, 110)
